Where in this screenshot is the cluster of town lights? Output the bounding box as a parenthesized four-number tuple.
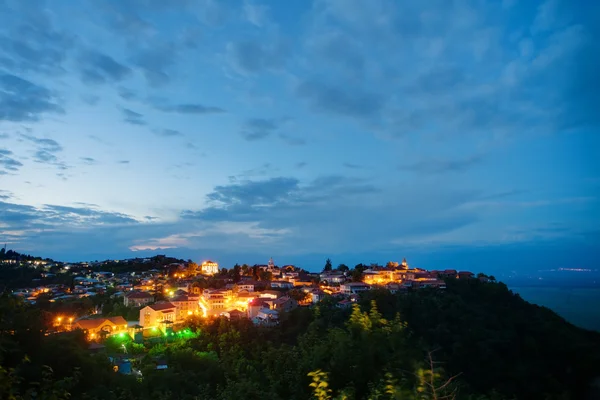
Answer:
(55, 316, 74, 329)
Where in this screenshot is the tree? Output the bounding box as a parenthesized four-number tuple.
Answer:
(351, 269, 363, 282)
(324, 258, 333, 272)
(187, 261, 199, 275)
(351, 264, 367, 282)
(337, 264, 349, 272)
(258, 271, 273, 282)
(230, 264, 241, 283)
(308, 370, 332, 400)
(288, 289, 310, 303)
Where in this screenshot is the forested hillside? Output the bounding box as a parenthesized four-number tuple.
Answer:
(1, 279, 599, 400)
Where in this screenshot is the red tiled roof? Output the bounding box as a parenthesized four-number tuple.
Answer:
(444, 269, 457, 274)
(107, 316, 127, 325)
(126, 291, 153, 299)
(148, 302, 176, 311)
(75, 319, 106, 330)
(249, 298, 268, 307)
(75, 316, 126, 330)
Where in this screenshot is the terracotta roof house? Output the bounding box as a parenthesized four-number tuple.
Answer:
(124, 291, 154, 307)
(259, 290, 282, 299)
(340, 282, 370, 295)
(223, 309, 246, 320)
(139, 302, 177, 329)
(458, 271, 474, 280)
(75, 316, 128, 339)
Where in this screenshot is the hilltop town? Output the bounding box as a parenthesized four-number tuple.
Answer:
(1, 248, 491, 342)
(1, 248, 596, 400)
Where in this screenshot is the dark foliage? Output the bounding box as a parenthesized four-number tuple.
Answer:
(1, 280, 599, 399)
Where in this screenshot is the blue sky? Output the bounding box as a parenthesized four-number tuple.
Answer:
(0, 0, 598, 274)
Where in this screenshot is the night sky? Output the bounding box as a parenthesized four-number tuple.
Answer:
(0, 0, 598, 274)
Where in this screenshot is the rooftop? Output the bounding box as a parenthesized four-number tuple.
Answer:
(148, 302, 176, 311)
(126, 291, 153, 299)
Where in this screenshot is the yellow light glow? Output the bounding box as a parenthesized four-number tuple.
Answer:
(198, 302, 208, 318)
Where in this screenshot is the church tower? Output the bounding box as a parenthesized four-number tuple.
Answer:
(401, 258, 408, 269)
(268, 257, 275, 270)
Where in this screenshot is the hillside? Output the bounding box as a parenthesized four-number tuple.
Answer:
(1, 279, 599, 399)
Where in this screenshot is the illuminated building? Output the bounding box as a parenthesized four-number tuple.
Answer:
(253, 308, 279, 326)
(340, 282, 370, 295)
(319, 273, 346, 284)
(199, 289, 231, 316)
(270, 280, 294, 289)
(123, 291, 154, 307)
(170, 294, 200, 320)
(248, 298, 267, 319)
(74, 316, 128, 340)
(262, 296, 298, 312)
(362, 269, 402, 285)
(222, 309, 246, 320)
(236, 283, 255, 292)
(201, 260, 219, 275)
(200, 288, 259, 317)
(139, 302, 176, 331)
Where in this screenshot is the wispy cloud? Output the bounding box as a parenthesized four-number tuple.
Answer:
(243, 1, 270, 27)
(155, 103, 225, 114)
(227, 39, 289, 74)
(121, 108, 146, 125)
(79, 50, 132, 84)
(279, 134, 306, 146)
(0, 73, 63, 122)
(19, 134, 68, 170)
(296, 80, 385, 120)
(398, 155, 484, 174)
(240, 118, 280, 141)
(343, 163, 364, 169)
(152, 128, 183, 137)
(0, 148, 23, 173)
(80, 157, 97, 165)
(20, 134, 62, 152)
